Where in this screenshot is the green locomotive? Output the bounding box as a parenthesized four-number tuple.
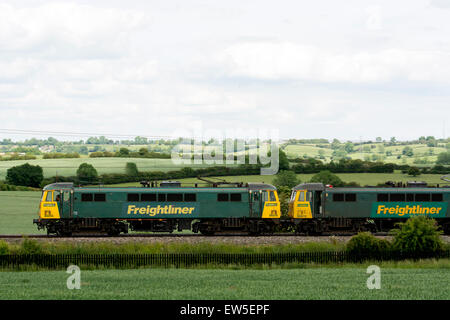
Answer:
(288, 183, 450, 234)
(33, 182, 281, 236)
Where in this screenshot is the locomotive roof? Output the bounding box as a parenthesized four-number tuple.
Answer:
(293, 183, 325, 191)
(293, 182, 449, 193)
(43, 182, 277, 192)
(43, 182, 74, 190)
(326, 187, 450, 192)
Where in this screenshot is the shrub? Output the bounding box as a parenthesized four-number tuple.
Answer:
(391, 216, 444, 254)
(76, 163, 98, 183)
(6, 163, 43, 187)
(346, 232, 391, 256)
(19, 238, 44, 254)
(273, 170, 300, 189)
(0, 241, 10, 255)
(310, 170, 344, 187)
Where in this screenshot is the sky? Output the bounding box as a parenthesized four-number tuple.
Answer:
(1, 0, 450, 142)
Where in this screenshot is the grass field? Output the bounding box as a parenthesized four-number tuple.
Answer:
(0, 267, 448, 299)
(0, 192, 43, 235)
(283, 143, 448, 165)
(0, 158, 220, 179)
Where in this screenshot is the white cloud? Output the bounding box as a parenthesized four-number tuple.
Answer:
(216, 41, 450, 84)
(0, 3, 148, 59)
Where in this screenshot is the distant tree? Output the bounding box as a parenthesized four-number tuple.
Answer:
(344, 142, 354, 153)
(277, 185, 292, 218)
(436, 152, 450, 165)
(125, 162, 139, 177)
(79, 146, 89, 155)
(76, 163, 98, 183)
(390, 137, 396, 144)
(331, 139, 341, 150)
(6, 163, 43, 187)
(138, 147, 149, 156)
(407, 167, 421, 177)
(310, 170, 344, 187)
(273, 170, 300, 189)
(278, 149, 290, 171)
(402, 146, 414, 157)
(118, 148, 130, 157)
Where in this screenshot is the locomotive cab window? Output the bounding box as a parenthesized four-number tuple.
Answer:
(298, 192, 305, 202)
(333, 193, 344, 202)
(269, 191, 276, 202)
(45, 191, 53, 202)
(345, 193, 357, 202)
(81, 193, 93, 202)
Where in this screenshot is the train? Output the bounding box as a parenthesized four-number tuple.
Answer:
(33, 180, 450, 236)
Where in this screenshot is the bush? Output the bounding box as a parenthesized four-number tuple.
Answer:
(0, 241, 10, 255)
(19, 238, 44, 254)
(273, 170, 300, 189)
(346, 232, 391, 256)
(76, 163, 98, 183)
(6, 163, 43, 187)
(391, 216, 444, 254)
(310, 170, 344, 187)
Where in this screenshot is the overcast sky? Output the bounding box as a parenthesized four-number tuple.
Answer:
(1, 0, 450, 142)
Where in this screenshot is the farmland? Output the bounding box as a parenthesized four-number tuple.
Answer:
(283, 143, 449, 165)
(0, 158, 216, 180)
(0, 192, 43, 235)
(0, 267, 449, 300)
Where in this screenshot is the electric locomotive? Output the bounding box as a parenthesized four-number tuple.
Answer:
(288, 182, 450, 234)
(33, 181, 281, 236)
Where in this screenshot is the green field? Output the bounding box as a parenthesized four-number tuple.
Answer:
(0, 267, 448, 299)
(0, 158, 219, 179)
(283, 143, 448, 165)
(0, 192, 43, 235)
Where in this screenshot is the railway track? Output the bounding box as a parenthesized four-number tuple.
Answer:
(0, 232, 390, 239)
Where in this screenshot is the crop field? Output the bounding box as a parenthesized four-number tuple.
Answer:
(283, 143, 448, 165)
(0, 192, 43, 235)
(0, 267, 448, 300)
(0, 158, 220, 179)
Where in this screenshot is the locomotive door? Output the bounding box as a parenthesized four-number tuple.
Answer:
(250, 191, 262, 217)
(61, 189, 73, 218)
